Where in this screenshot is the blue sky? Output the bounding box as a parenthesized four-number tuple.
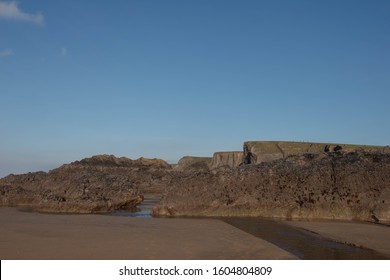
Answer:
(1, 0, 389, 176)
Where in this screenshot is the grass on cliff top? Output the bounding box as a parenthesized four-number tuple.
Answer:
(245, 141, 385, 154)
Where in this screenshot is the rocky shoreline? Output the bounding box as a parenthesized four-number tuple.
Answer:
(0, 155, 171, 213)
(1, 141, 389, 222)
(154, 151, 390, 223)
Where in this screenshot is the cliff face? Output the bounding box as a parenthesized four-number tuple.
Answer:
(0, 155, 171, 213)
(175, 153, 243, 171)
(153, 151, 390, 223)
(210, 152, 243, 169)
(175, 156, 212, 171)
(243, 141, 387, 164)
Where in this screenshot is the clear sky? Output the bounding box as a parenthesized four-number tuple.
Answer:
(1, 0, 389, 177)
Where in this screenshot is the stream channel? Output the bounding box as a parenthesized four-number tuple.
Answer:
(111, 195, 389, 260)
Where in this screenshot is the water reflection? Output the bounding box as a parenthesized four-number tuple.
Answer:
(110, 195, 161, 218)
(110, 197, 388, 259)
(223, 217, 389, 260)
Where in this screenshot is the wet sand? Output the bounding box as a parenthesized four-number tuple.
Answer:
(0, 208, 296, 260)
(285, 220, 390, 256)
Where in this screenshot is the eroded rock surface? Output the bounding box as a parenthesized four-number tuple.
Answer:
(0, 155, 171, 213)
(1, 143, 389, 222)
(154, 152, 390, 223)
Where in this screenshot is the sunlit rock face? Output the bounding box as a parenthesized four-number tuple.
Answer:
(2, 142, 389, 222)
(0, 155, 172, 213)
(210, 152, 243, 169)
(154, 151, 390, 223)
(243, 141, 387, 164)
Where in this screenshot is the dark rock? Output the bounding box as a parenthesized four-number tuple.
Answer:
(333, 145, 343, 152)
(2, 144, 389, 222)
(153, 151, 390, 223)
(0, 155, 171, 213)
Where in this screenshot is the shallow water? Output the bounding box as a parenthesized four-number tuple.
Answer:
(111, 197, 389, 259)
(222, 217, 389, 260)
(110, 195, 161, 218)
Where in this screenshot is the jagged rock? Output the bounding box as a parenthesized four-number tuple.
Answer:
(153, 151, 390, 223)
(134, 157, 172, 169)
(70, 154, 171, 169)
(74, 154, 135, 167)
(0, 155, 171, 213)
(2, 144, 389, 221)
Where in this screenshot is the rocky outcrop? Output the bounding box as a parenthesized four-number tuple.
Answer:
(243, 141, 387, 164)
(134, 157, 172, 169)
(0, 155, 172, 213)
(2, 143, 389, 221)
(153, 151, 390, 223)
(210, 152, 243, 169)
(71, 154, 172, 169)
(175, 156, 212, 171)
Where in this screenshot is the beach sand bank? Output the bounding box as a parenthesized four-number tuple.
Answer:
(285, 220, 390, 256)
(0, 208, 296, 260)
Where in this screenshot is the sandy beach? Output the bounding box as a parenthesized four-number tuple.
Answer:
(285, 220, 390, 256)
(2, 207, 389, 260)
(0, 207, 296, 260)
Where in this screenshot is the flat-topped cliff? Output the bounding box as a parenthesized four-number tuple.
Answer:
(178, 142, 387, 170)
(243, 141, 387, 164)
